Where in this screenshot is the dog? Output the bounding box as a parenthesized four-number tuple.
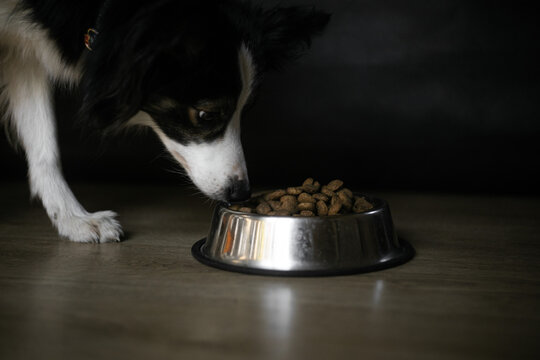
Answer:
(0, 0, 329, 243)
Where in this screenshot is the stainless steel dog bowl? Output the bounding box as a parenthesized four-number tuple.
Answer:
(192, 196, 414, 276)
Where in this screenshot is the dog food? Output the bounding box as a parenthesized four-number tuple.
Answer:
(229, 178, 374, 217)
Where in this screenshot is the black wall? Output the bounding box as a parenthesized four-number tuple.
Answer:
(2, 0, 539, 193)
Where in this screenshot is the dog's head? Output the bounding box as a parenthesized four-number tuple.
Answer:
(80, 0, 330, 202)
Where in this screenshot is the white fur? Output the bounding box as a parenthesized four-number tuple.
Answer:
(1, 2, 82, 85)
(1, 3, 122, 243)
(130, 44, 255, 200)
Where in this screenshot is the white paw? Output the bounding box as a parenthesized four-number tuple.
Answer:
(55, 211, 123, 243)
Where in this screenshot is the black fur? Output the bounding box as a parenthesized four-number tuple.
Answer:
(20, 0, 330, 144)
(19, 0, 100, 63)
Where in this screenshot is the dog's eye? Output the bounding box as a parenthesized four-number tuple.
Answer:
(197, 110, 220, 122)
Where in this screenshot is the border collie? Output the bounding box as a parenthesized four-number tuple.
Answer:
(0, 0, 329, 243)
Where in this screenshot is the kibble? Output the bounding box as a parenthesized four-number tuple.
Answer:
(256, 202, 271, 215)
(297, 202, 315, 212)
(264, 189, 286, 201)
(229, 178, 373, 217)
(313, 193, 329, 202)
(320, 185, 335, 198)
(302, 178, 314, 186)
(299, 210, 315, 217)
(337, 190, 353, 211)
(298, 192, 316, 203)
(302, 180, 321, 194)
(326, 179, 344, 192)
(316, 200, 328, 216)
(338, 188, 353, 199)
(268, 200, 281, 211)
(286, 187, 303, 195)
(280, 195, 298, 213)
(353, 196, 373, 213)
(328, 202, 342, 216)
(328, 196, 343, 215)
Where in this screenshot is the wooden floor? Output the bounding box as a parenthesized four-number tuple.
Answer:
(0, 182, 539, 360)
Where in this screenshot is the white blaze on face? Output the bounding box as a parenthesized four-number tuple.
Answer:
(168, 121, 248, 199)
(134, 44, 255, 200)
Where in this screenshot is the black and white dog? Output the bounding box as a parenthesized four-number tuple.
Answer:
(0, 0, 329, 243)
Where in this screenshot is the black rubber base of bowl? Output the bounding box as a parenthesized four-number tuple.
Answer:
(191, 238, 415, 277)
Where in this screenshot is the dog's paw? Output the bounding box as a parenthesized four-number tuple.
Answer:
(55, 211, 123, 243)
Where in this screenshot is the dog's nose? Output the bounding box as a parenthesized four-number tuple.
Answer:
(227, 179, 251, 202)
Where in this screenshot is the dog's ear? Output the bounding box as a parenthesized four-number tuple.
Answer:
(253, 6, 331, 70)
(79, 8, 158, 133)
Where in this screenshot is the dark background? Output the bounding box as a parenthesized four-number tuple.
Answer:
(2, 0, 539, 194)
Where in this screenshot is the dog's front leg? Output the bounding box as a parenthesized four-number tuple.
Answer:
(4, 58, 122, 243)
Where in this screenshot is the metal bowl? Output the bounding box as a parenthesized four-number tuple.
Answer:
(192, 196, 414, 276)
